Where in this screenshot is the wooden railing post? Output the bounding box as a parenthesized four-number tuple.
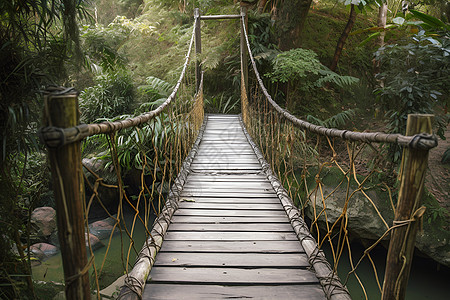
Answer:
(44, 88, 90, 299)
(194, 8, 202, 93)
(240, 5, 248, 102)
(382, 114, 433, 300)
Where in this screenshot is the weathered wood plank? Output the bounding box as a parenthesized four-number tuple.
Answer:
(173, 209, 286, 217)
(193, 159, 260, 164)
(154, 253, 309, 268)
(180, 193, 278, 199)
(184, 181, 272, 188)
(159, 240, 304, 253)
(170, 216, 289, 223)
(177, 203, 281, 210)
(190, 164, 262, 170)
(163, 231, 297, 241)
(187, 174, 266, 179)
(147, 267, 319, 284)
(182, 186, 273, 192)
(167, 223, 294, 232)
(178, 197, 280, 204)
(177, 203, 282, 210)
(143, 284, 326, 300)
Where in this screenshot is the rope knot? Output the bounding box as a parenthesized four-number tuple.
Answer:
(407, 133, 438, 150)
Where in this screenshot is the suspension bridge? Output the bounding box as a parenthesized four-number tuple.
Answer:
(39, 6, 437, 300)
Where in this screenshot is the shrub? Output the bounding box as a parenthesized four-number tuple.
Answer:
(79, 70, 135, 123)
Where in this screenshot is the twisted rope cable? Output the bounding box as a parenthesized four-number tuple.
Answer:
(240, 16, 437, 150)
(117, 116, 207, 300)
(239, 116, 351, 300)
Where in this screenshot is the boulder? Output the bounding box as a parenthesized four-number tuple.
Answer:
(305, 179, 450, 267)
(306, 185, 394, 242)
(86, 233, 104, 251)
(89, 215, 118, 240)
(82, 158, 119, 217)
(30, 243, 58, 260)
(31, 207, 57, 237)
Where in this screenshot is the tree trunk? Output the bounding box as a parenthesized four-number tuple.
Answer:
(258, 0, 268, 13)
(329, 4, 357, 72)
(276, 0, 313, 50)
(377, 2, 388, 48)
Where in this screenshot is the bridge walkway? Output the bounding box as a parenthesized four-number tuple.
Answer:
(142, 114, 326, 299)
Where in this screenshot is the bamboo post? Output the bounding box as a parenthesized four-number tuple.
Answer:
(382, 114, 434, 300)
(194, 8, 202, 93)
(44, 88, 90, 299)
(240, 5, 248, 100)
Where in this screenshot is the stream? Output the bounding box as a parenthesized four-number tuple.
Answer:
(32, 214, 449, 299)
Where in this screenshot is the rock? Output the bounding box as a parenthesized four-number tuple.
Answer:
(30, 243, 58, 260)
(416, 230, 450, 268)
(305, 172, 450, 267)
(82, 158, 119, 217)
(306, 185, 394, 242)
(86, 233, 104, 251)
(89, 215, 118, 240)
(31, 207, 57, 237)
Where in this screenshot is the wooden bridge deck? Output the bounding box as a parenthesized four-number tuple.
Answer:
(143, 115, 326, 299)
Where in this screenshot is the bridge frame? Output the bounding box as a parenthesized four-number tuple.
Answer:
(39, 5, 435, 300)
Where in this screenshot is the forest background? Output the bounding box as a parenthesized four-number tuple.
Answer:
(0, 0, 449, 298)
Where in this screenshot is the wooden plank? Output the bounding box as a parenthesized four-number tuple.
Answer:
(193, 158, 259, 163)
(190, 164, 262, 169)
(163, 232, 298, 241)
(186, 176, 268, 182)
(182, 186, 274, 192)
(180, 192, 278, 198)
(159, 240, 304, 253)
(167, 223, 294, 232)
(177, 203, 282, 210)
(170, 216, 289, 223)
(147, 267, 319, 284)
(193, 157, 258, 161)
(183, 182, 272, 188)
(154, 253, 309, 268)
(174, 209, 286, 217)
(143, 284, 326, 300)
(178, 197, 280, 204)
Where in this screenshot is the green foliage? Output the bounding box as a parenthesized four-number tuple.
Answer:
(375, 30, 449, 161)
(138, 76, 174, 103)
(316, 69, 360, 88)
(205, 94, 240, 114)
(442, 148, 450, 164)
(306, 109, 358, 128)
(267, 48, 324, 83)
(81, 16, 155, 73)
(266, 48, 359, 92)
(79, 70, 136, 123)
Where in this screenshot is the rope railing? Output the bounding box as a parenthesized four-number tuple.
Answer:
(39, 18, 205, 300)
(240, 16, 437, 151)
(240, 15, 435, 300)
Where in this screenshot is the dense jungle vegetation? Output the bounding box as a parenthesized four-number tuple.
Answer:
(1, 0, 449, 298)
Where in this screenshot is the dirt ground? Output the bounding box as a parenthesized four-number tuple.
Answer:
(426, 124, 450, 226)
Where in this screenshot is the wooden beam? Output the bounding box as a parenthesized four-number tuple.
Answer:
(382, 114, 433, 300)
(44, 89, 90, 299)
(200, 14, 241, 20)
(194, 8, 202, 92)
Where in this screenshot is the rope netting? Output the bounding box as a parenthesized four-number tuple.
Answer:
(240, 16, 436, 299)
(40, 19, 204, 299)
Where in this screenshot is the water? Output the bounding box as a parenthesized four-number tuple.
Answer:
(322, 242, 450, 299)
(32, 212, 152, 290)
(33, 215, 450, 298)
